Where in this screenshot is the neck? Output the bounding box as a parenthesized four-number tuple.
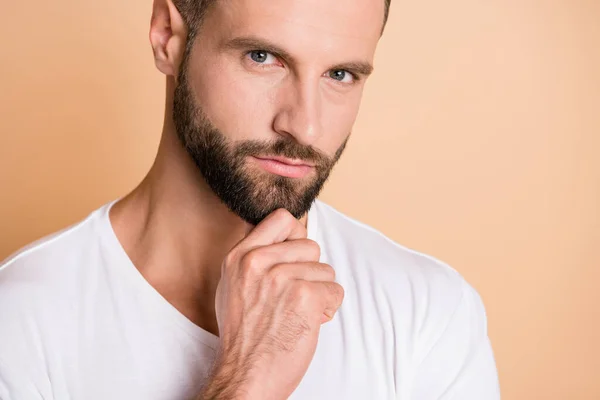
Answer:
(109, 87, 308, 335)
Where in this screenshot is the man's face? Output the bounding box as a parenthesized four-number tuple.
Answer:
(172, 0, 383, 225)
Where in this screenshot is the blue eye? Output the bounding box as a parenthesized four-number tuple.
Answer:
(249, 50, 269, 63)
(246, 50, 279, 66)
(328, 70, 354, 84)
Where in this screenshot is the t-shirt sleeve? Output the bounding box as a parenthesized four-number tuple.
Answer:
(407, 280, 501, 399)
(0, 270, 54, 400)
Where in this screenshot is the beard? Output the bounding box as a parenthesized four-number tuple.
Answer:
(172, 64, 349, 226)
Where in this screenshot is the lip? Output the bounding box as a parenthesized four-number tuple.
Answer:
(251, 156, 314, 178)
(255, 155, 315, 167)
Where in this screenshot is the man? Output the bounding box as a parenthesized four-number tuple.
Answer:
(0, 0, 501, 398)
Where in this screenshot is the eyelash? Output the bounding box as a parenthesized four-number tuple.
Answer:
(245, 50, 360, 85)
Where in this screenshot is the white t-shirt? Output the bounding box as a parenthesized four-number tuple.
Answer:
(0, 199, 501, 400)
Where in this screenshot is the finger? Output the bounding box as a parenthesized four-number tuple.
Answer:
(321, 313, 333, 324)
(309, 281, 345, 321)
(247, 239, 321, 268)
(269, 262, 335, 283)
(241, 208, 307, 251)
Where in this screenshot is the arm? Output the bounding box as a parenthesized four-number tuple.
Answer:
(195, 353, 253, 400)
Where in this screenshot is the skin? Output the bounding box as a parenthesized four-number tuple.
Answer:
(109, 0, 384, 396)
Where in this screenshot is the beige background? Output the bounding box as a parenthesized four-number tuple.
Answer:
(1, 0, 599, 398)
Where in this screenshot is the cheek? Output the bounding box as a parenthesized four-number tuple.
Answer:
(320, 90, 362, 153)
(187, 58, 277, 141)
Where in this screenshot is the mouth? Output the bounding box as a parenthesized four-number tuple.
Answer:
(250, 156, 315, 178)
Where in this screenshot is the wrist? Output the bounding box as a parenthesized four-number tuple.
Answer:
(198, 356, 253, 400)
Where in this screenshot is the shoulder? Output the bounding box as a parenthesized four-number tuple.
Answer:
(0, 203, 111, 308)
(0, 205, 111, 397)
(313, 200, 498, 391)
(312, 199, 467, 289)
(312, 199, 487, 331)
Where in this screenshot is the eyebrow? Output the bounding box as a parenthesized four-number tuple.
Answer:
(221, 35, 374, 77)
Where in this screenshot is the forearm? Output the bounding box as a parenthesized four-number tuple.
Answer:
(196, 353, 253, 400)
(197, 375, 249, 400)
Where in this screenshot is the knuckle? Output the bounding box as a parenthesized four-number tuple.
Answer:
(320, 263, 336, 281)
(239, 250, 263, 276)
(333, 283, 345, 304)
(267, 265, 290, 290)
(291, 282, 314, 304)
(222, 249, 239, 268)
(301, 239, 321, 260)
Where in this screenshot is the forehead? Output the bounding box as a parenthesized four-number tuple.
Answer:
(202, 0, 384, 61)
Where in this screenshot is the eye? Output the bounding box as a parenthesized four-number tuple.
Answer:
(247, 50, 278, 65)
(328, 69, 355, 84)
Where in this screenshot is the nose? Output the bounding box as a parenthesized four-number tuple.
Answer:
(272, 76, 323, 146)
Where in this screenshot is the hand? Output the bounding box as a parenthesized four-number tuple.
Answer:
(199, 208, 344, 400)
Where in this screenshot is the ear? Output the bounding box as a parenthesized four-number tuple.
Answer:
(149, 0, 188, 77)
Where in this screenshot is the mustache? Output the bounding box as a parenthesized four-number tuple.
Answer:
(233, 138, 333, 168)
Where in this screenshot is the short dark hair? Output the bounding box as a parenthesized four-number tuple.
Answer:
(173, 0, 392, 47)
